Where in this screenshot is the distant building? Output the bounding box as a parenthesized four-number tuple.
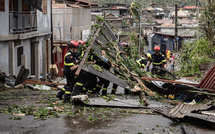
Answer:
(0, 0, 52, 79)
(169, 10, 191, 20)
(52, 0, 92, 41)
(149, 26, 197, 51)
(103, 6, 128, 17)
(52, 0, 93, 72)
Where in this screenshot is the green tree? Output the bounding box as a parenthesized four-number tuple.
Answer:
(129, 2, 142, 55)
(199, 0, 215, 46)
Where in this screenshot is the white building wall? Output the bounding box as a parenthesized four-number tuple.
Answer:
(22, 39, 31, 75)
(0, 43, 9, 73)
(72, 8, 91, 40)
(39, 37, 43, 75)
(0, 1, 51, 78)
(0, 0, 9, 36)
(37, 0, 52, 32)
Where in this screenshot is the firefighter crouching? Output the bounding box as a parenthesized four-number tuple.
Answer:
(136, 53, 151, 71)
(56, 40, 80, 102)
(147, 45, 167, 75)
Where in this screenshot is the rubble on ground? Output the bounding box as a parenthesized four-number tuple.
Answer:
(1, 18, 215, 128)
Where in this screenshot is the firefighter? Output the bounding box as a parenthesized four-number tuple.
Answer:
(147, 45, 167, 75)
(136, 55, 148, 70)
(73, 40, 88, 94)
(75, 40, 99, 94)
(92, 51, 111, 96)
(56, 40, 80, 102)
(85, 54, 98, 94)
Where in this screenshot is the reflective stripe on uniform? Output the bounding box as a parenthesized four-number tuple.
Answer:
(93, 88, 96, 91)
(153, 62, 162, 65)
(64, 62, 75, 66)
(88, 90, 93, 93)
(162, 60, 166, 62)
(64, 52, 76, 66)
(136, 59, 141, 67)
(65, 91, 71, 94)
(112, 88, 116, 91)
(76, 82, 83, 86)
(142, 64, 146, 68)
(62, 88, 66, 91)
(80, 51, 85, 58)
(96, 84, 102, 88)
(83, 87, 87, 91)
(102, 88, 107, 91)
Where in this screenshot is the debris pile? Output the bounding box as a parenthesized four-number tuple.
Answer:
(1, 17, 215, 129)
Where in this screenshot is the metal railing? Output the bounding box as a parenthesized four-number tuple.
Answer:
(9, 11, 37, 34)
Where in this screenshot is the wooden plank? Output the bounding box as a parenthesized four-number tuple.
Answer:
(75, 22, 104, 77)
(15, 66, 30, 86)
(82, 65, 130, 89)
(8, 42, 15, 79)
(103, 21, 117, 41)
(133, 76, 156, 97)
(22, 79, 66, 86)
(141, 77, 199, 87)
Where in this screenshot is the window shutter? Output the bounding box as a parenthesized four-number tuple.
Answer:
(43, 0, 47, 14)
(0, 0, 5, 12)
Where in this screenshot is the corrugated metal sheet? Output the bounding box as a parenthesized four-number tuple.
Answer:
(186, 113, 215, 126)
(152, 102, 211, 119)
(199, 65, 215, 90)
(169, 102, 211, 118)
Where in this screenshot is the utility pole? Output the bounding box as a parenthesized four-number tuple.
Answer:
(139, 16, 141, 55)
(175, 4, 178, 51)
(196, 0, 200, 40)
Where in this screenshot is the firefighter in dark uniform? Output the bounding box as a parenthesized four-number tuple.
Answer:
(136, 56, 148, 70)
(147, 46, 167, 75)
(91, 50, 111, 96)
(56, 40, 80, 102)
(71, 40, 87, 94)
(84, 54, 98, 94)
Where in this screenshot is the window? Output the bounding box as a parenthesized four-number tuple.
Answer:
(43, 0, 47, 14)
(22, 0, 30, 11)
(0, 0, 5, 12)
(9, 0, 18, 12)
(17, 46, 23, 67)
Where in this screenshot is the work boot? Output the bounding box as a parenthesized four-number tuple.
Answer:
(63, 94, 71, 103)
(102, 90, 107, 96)
(56, 90, 65, 100)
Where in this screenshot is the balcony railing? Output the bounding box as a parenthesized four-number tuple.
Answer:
(9, 11, 37, 34)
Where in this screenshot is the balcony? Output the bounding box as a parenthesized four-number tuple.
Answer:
(9, 11, 37, 34)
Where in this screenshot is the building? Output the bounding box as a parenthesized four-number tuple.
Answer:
(52, 0, 93, 74)
(52, 0, 92, 42)
(0, 0, 52, 79)
(103, 6, 128, 17)
(169, 10, 191, 20)
(148, 25, 197, 52)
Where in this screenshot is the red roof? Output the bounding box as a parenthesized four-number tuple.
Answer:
(110, 7, 117, 9)
(181, 6, 204, 10)
(199, 65, 215, 90)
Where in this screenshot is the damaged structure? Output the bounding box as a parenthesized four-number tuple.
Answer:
(0, 0, 52, 79)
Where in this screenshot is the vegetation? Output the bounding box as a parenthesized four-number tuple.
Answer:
(178, 0, 215, 78)
(199, 0, 215, 46)
(178, 38, 214, 77)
